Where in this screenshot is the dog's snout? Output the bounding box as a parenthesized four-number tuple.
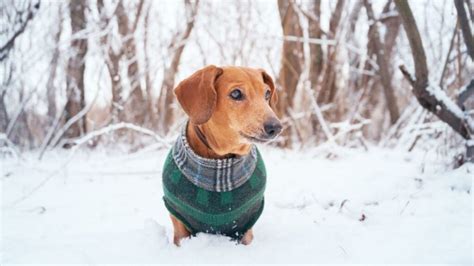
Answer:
(263, 118, 282, 138)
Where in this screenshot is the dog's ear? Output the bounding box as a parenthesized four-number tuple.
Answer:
(260, 69, 278, 110)
(174, 65, 223, 125)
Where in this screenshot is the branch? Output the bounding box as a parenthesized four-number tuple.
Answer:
(0, 133, 23, 159)
(395, 0, 473, 140)
(131, 0, 145, 32)
(439, 20, 459, 87)
(304, 86, 336, 144)
(457, 79, 474, 109)
(0, 2, 40, 61)
(454, 0, 474, 60)
(69, 122, 170, 150)
(399, 65, 415, 86)
(395, 0, 428, 88)
(364, 0, 400, 124)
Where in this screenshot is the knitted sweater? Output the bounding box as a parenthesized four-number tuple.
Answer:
(162, 144, 266, 240)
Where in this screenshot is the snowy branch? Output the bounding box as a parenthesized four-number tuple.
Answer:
(457, 79, 474, 109)
(70, 122, 170, 149)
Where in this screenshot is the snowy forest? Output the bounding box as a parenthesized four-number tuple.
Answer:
(2, 0, 473, 264)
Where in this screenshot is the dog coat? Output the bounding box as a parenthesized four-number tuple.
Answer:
(162, 126, 266, 240)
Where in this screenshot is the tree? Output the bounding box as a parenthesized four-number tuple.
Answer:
(454, 0, 474, 60)
(157, 0, 200, 134)
(394, 0, 474, 160)
(98, 0, 146, 125)
(276, 0, 304, 147)
(363, 0, 400, 124)
(0, 1, 40, 62)
(316, 0, 345, 106)
(308, 0, 323, 90)
(64, 0, 88, 140)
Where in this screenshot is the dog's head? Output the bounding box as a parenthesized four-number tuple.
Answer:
(175, 65, 282, 146)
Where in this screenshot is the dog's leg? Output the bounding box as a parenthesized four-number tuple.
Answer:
(170, 214, 191, 246)
(241, 228, 254, 245)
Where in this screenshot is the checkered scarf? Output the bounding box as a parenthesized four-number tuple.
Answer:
(172, 124, 258, 192)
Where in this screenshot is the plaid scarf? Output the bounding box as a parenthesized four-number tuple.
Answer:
(172, 124, 258, 192)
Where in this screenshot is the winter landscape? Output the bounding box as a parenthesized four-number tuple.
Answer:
(2, 145, 473, 263)
(1, 0, 473, 264)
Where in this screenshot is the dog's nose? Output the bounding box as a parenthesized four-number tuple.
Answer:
(263, 118, 282, 138)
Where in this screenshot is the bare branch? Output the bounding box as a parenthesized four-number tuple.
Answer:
(454, 0, 474, 60)
(439, 20, 459, 88)
(0, 1, 40, 61)
(70, 122, 170, 150)
(457, 79, 474, 109)
(395, 0, 473, 140)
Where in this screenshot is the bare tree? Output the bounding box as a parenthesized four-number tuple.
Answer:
(364, 0, 400, 124)
(0, 65, 12, 132)
(454, 0, 474, 60)
(277, 0, 304, 147)
(317, 0, 345, 106)
(157, 0, 200, 134)
(0, 1, 40, 62)
(395, 0, 473, 159)
(46, 5, 63, 122)
(64, 0, 88, 140)
(308, 0, 323, 89)
(1, 1, 40, 134)
(120, 0, 147, 125)
(143, 3, 157, 128)
(98, 0, 145, 125)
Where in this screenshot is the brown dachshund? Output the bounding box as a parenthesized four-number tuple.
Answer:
(167, 65, 282, 246)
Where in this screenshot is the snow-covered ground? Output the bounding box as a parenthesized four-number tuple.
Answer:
(1, 145, 472, 264)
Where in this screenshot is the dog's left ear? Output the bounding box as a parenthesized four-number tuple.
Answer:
(260, 69, 278, 110)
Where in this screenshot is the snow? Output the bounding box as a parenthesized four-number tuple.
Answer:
(427, 84, 465, 119)
(1, 146, 472, 264)
(427, 84, 474, 132)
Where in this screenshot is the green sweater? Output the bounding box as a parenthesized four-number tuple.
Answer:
(162, 149, 266, 240)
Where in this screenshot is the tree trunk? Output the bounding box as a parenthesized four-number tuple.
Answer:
(364, 0, 400, 124)
(144, 5, 157, 128)
(64, 0, 87, 139)
(157, 0, 199, 134)
(454, 0, 474, 60)
(308, 0, 323, 89)
(276, 0, 304, 147)
(277, 0, 304, 116)
(46, 6, 63, 122)
(317, 0, 345, 105)
(118, 0, 147, 126)
(0, 89, 9, 132)
(98, 0, 141, 125)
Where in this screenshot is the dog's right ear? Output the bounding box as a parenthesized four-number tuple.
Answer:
(174, 65, 223, 125)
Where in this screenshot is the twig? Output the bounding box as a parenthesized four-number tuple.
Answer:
(398, 65, 415, 86)
(0, 133, 23, 160)
(400, 200, 410, 214)
(38, 107, 65, 160)
(439, 20, 459, 88)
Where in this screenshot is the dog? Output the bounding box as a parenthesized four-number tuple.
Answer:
(162, 65, 282, 246)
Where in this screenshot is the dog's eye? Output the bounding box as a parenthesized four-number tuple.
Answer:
(229, 89, 244, 101)
(265, 90, 271, 101)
